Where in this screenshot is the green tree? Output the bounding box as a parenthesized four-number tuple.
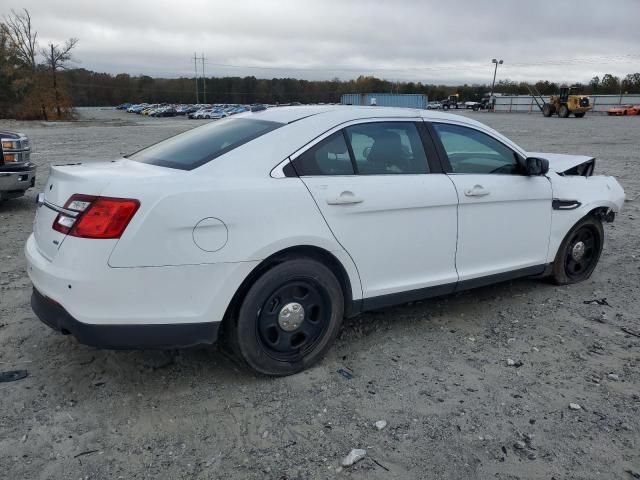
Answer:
(600, 74, 620, 93)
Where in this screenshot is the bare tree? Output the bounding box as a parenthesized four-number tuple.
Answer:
(2, 9, 37, 72)
(41, 38, 78, 118)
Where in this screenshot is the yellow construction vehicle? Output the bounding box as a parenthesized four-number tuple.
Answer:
(528, 85, 593, 118)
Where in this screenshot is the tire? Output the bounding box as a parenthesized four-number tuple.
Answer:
(542, 103, 554, 117)
(559, 105, 570, 118)
(574, 112, 585, 118)
(225, 258, 344, 376)
(443, 104, 450, 110)
(623, 110, 628, 116)
(551, 216, 604, 285)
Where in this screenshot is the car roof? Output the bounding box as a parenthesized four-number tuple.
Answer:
(234, 105, 501, 142)
(241, 105, 483, 125)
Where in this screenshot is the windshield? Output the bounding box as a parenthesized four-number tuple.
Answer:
(129, 118, 283, 170)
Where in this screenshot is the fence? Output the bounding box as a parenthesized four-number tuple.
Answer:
(494, 94, 640, 113)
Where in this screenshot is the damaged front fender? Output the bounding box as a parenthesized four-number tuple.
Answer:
(545, 172, 625, 263)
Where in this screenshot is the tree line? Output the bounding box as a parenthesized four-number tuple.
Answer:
(52, 70, 640, 109)
(2, 10, 639, 118)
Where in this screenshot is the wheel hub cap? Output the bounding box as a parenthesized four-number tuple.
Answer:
(278, 302, 305, 331)
(571, 241, 586, 261)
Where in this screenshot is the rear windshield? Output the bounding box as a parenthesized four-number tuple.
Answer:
(129, 118, 282, 170)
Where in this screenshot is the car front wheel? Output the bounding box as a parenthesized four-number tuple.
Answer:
(226, 258, 344, 376)
(552, 216, 604, 285)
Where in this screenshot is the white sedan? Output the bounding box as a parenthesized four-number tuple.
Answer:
(26, 106, 625, 375)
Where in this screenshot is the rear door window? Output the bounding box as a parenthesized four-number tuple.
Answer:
(129, 118, 282, 170)
(292, 132, 355, 176)
(345, 122, 429, 174)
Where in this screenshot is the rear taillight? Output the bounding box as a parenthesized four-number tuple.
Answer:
(52, 194, 140, 239)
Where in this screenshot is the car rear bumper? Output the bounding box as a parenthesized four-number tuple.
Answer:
(31, 287, 220, 349)
(25, 233, 259, 348)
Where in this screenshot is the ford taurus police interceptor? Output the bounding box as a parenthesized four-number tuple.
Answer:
(25, 106, 624, 375)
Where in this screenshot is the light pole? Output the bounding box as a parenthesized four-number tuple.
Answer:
(490, 58, 503, 110)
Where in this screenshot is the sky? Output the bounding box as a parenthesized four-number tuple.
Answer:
(5, 0, 640, 85)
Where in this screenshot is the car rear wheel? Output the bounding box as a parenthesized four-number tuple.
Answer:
(226, 258, 344, 376)
(552, 216, 604, 285)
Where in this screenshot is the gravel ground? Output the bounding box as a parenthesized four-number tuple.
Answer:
(0, 108, 638, 480)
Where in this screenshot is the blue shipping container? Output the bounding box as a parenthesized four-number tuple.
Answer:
(340, 93, 427, 109)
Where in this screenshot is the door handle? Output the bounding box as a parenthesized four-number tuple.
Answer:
(326, 191, 364, 205)
(464, 185, 490, 197)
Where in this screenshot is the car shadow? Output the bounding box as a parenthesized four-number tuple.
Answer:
(38, 275, 556, 393)
(0, 194, 37, 214)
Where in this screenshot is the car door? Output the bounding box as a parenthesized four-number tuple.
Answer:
(429, 121, 552, 284)
(291, 120, 459, 307)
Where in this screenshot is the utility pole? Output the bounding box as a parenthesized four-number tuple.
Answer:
(201, 53, 206, 104)
(490, 58, 503, 111)
(194, 52, 199, 104)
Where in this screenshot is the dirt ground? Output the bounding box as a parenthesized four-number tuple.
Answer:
(1, 108, 638, 480)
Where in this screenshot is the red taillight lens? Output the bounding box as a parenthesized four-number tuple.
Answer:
(52, 194, 140, 239)
(52, 194, 96, 235)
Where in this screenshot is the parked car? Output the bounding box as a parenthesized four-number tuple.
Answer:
(189, 108, 212, 119)
(141, 105, 162, 116)
(426, 102, 442, 110)
(228, 106, 248, 115)
(176, 105, 199, 116)
(206, 109, 229, 119)
(26, 106, 624, 376)
(152, 106, 177, 117)
(127, 104, 148, 113)
(1, 130, 36, 200)
(607, 105, 640, 116)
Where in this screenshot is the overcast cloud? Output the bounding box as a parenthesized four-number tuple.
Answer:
(6, 0, 640, 84)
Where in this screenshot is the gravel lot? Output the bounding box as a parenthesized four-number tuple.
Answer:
(1, 108, 638, 479)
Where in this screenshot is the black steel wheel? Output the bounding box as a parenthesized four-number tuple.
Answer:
(256, 280, 331, 362)
(227, 258, 344, 376)
(552, 216, 604, 285)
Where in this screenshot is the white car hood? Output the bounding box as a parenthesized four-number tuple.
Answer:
(527, 152, 595, 174)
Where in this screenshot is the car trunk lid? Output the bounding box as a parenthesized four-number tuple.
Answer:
(33, 159, 173, 261)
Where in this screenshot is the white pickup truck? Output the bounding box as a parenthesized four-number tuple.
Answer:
(0, 129, 36, 200)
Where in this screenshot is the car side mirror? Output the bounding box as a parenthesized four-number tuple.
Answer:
(525, 157, 549, 176)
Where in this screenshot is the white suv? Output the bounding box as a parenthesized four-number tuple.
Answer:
(26, 106, 624, 375)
